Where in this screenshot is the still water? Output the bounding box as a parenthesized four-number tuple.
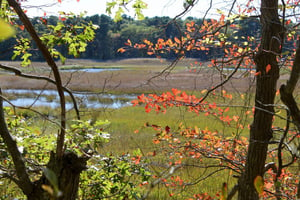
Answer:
(3, 89, 136, 109)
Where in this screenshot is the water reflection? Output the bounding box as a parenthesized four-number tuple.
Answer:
(60, 68, 120, 73)
(3, 89, 136, 109)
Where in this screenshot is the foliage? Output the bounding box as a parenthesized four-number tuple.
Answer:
(79, 153, 150, 199)
(11, 12, 97, 66)
(0, 108, 151, 199)
(0, 18, 15, 41)
(66, 119, 110, 155)
(106, 0, 147, 22)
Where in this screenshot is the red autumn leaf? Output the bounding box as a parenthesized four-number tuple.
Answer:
(266, 64, 271, 73)
(117, 48, 126, 53)
(165, 126, 170, 133)
(19, 25, 25, 31)
(220, 14, 225, 22)
(255, 71, 261, 76)
(58, 0, 62, 3)
(171, 88, 181, 96)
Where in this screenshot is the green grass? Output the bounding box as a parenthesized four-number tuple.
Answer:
(8, 89, 298, 199)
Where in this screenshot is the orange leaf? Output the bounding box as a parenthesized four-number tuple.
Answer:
(117, 48, 126, 53)
(147, 51, 154, 55)
(125, 39, 132, 46)
(220, 14, 225, 22)
(19, 25, 25, 31)
(255, 71, 261, 76)
(174, 37, 181, 44)
(266, 64, 271, 73)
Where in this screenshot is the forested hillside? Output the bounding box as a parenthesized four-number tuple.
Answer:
(0, 14, 261, 61)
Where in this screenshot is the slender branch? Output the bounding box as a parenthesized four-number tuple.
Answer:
(0, 63, 80, 120)
(173, 0, 199, 20)
(280, 42, 300, 129)
(142, 164, 181, 199)
(0, 89, 33, 195)
(227, 184, 239, 200)
(0, 94, 62, 127)
(7, 0, 66, 157)
(198, 56, 245, 104)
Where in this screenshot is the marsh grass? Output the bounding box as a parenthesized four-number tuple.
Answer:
(11, 90, 297, 198)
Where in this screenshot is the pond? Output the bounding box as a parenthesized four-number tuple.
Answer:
(2, 89, 137, 109)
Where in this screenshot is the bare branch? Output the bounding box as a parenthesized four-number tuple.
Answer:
(280, 40, 300, 130)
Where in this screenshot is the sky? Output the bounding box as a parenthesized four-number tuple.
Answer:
(21, 0, 231, 19)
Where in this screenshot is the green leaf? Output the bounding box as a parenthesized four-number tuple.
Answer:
(254, 176, 264, 196)
(0, 18, 15, 41)
(42, 167, 62, 197)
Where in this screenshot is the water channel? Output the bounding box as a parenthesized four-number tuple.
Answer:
(59, 67, 121, 73)
(2, 67, 137, 109)
(3, 89, 137, 109)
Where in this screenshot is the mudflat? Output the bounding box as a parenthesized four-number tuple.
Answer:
(0, 58, 268, 93)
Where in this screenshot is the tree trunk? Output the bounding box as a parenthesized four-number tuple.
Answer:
(238, 0, 284, 199)
(27, 152, 88, 200)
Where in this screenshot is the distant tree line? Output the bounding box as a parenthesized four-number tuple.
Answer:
(0, 14, 261, 61)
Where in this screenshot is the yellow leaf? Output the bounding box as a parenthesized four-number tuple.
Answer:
(201, 89, 207, 94)
(238, 47, 244, 53)
(42, 184, 54, 196)
(254, 176, 264, 196)
(0, 19, 15, 41)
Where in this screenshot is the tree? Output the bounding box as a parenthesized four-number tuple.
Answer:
(0, 0, 95, 199)
(126, 0, 299, 199)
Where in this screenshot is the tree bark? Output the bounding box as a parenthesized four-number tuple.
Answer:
(238, 0, 284, 199)
(29, 152, 88, 200)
